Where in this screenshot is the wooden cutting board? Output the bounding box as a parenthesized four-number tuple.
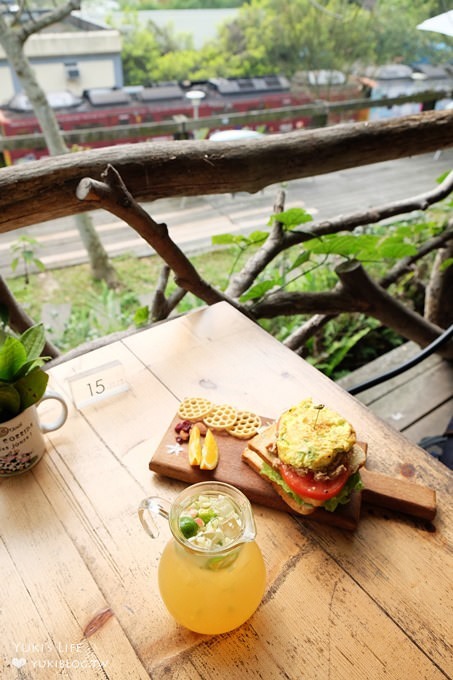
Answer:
(149, 414, 437, 531)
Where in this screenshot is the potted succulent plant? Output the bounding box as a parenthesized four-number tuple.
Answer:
(0, 323, 49, 425)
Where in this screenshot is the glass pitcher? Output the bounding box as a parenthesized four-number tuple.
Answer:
(138, 481, 266, 635)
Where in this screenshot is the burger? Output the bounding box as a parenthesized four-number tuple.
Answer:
(242, 398, 366, 515)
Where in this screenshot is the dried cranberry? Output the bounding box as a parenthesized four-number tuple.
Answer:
(176, 436, 184, 444)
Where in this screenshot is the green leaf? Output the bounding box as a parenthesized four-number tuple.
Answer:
(212, 233, 249, 246)
(436, 170, 452, 183)
(319, 327, 373, 377)
(14, 368, 49, 412)
(303, 232, 419, 261)
(133, 306, 150, 327)
(377, 237, 418, 259)
(34, 260, 46, 272)
(0, 383, 21, 420)
(0, 337, 27, 381)
(19, 324, 46, 361)
(239, 280, 276, 302)
(289, 251, 311, 271)
(269, 207, 313, 230)
(212, 233, 237, 245)
(304, 234, 370, 256)
(440, 258, 453, 272)
(12, 357, 49, 380)
(246, 230, 269, 244)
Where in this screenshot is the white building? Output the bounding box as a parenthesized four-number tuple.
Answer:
(0, 12, 122, 103)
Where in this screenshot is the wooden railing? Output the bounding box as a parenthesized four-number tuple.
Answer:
(0, 109, 452, 233)
(1, 107, 452, 363)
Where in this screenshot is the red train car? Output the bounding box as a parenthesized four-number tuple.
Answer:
(0, 74, 359, 166)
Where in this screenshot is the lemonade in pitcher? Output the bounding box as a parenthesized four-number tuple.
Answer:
(139, 482, 266, 635)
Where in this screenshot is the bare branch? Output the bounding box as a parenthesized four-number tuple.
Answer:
(76, 165, 250, 316)
(1, 110, 452, 233)
(0, 276, 60, 357)
(335, 260, 453, 357)
(15, 0, 81, 42)
(424, 224, 453, 327)
(150, 265, 186, 321)
(284, 314, 335, 352)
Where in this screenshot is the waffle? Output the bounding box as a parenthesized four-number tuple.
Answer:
(227, 411, 262, 440)
(203, 404, 238, 431)
(178, 397, 214, 422)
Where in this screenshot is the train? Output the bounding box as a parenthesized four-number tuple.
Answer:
(0, 74, 363, 166)
(1, 65, 451, 166)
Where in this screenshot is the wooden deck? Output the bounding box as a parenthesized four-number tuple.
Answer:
(338, 342, 453, 446)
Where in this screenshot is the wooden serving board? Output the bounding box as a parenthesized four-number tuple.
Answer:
(149, 414, 437, 531)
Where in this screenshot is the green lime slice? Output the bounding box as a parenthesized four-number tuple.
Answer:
(197, 508, 216, 523)
(179, 516, 199, 539)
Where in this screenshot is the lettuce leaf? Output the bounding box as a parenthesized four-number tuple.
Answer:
(260, 462, 314, 510)
(322, 472, 363, 512)
(260, 463, 363, 513)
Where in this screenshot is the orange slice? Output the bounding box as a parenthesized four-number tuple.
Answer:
(200, 429, 219, 470)
(188, 425, 202, 466)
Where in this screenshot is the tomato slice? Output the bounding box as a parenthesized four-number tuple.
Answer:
(280, 464, 350, 501)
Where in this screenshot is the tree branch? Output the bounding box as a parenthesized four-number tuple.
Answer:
(150, 265, 187, 321)
(284, 314, 335, 353)
(284, 223, 453, 351)
(0, 276, 60, 357)
(226, 189, 287, 298)
(250, 259, 453, 358)
(380, 223, 453, 288)
(335, 260, 453, 358)
(15, 0, 81, 42)
(225, 169, 453, 302)
(283, 169, 453, 248)
(424, 223, 453, 327)
(1, 110, 452, 233)
(76, 165, 250, 316)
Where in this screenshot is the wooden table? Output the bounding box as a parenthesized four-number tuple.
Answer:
(1, 302, 451, 679)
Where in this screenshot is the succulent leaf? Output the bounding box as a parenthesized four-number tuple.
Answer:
(0, 383, 21, 420)
(14, 369, 49, 412)
(20, 324, 46, 361)
(0, 337, 27, 381)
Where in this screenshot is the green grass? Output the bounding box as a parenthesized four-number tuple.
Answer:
(6, 243, 405, 379)
(6, 247, 253, 351)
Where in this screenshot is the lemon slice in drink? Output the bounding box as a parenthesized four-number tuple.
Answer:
(200, 429, 219, 470)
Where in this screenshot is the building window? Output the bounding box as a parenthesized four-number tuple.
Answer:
(65, 62, 80, 80)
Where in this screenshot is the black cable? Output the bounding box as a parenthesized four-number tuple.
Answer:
(347, 324, 453, 395)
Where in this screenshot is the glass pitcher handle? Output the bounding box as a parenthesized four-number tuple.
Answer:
(138, 497, 171, 539)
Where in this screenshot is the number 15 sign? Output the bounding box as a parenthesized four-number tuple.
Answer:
(67, 360, 129, 409)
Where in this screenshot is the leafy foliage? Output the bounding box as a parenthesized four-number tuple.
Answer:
(118, 0, 453, 85)
(10, 235, 45, 285)
(55, 283, 141, 352)
(0, 323, 49, 423)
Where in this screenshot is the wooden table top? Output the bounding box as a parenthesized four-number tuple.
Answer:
(1, 302, 451, 679)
